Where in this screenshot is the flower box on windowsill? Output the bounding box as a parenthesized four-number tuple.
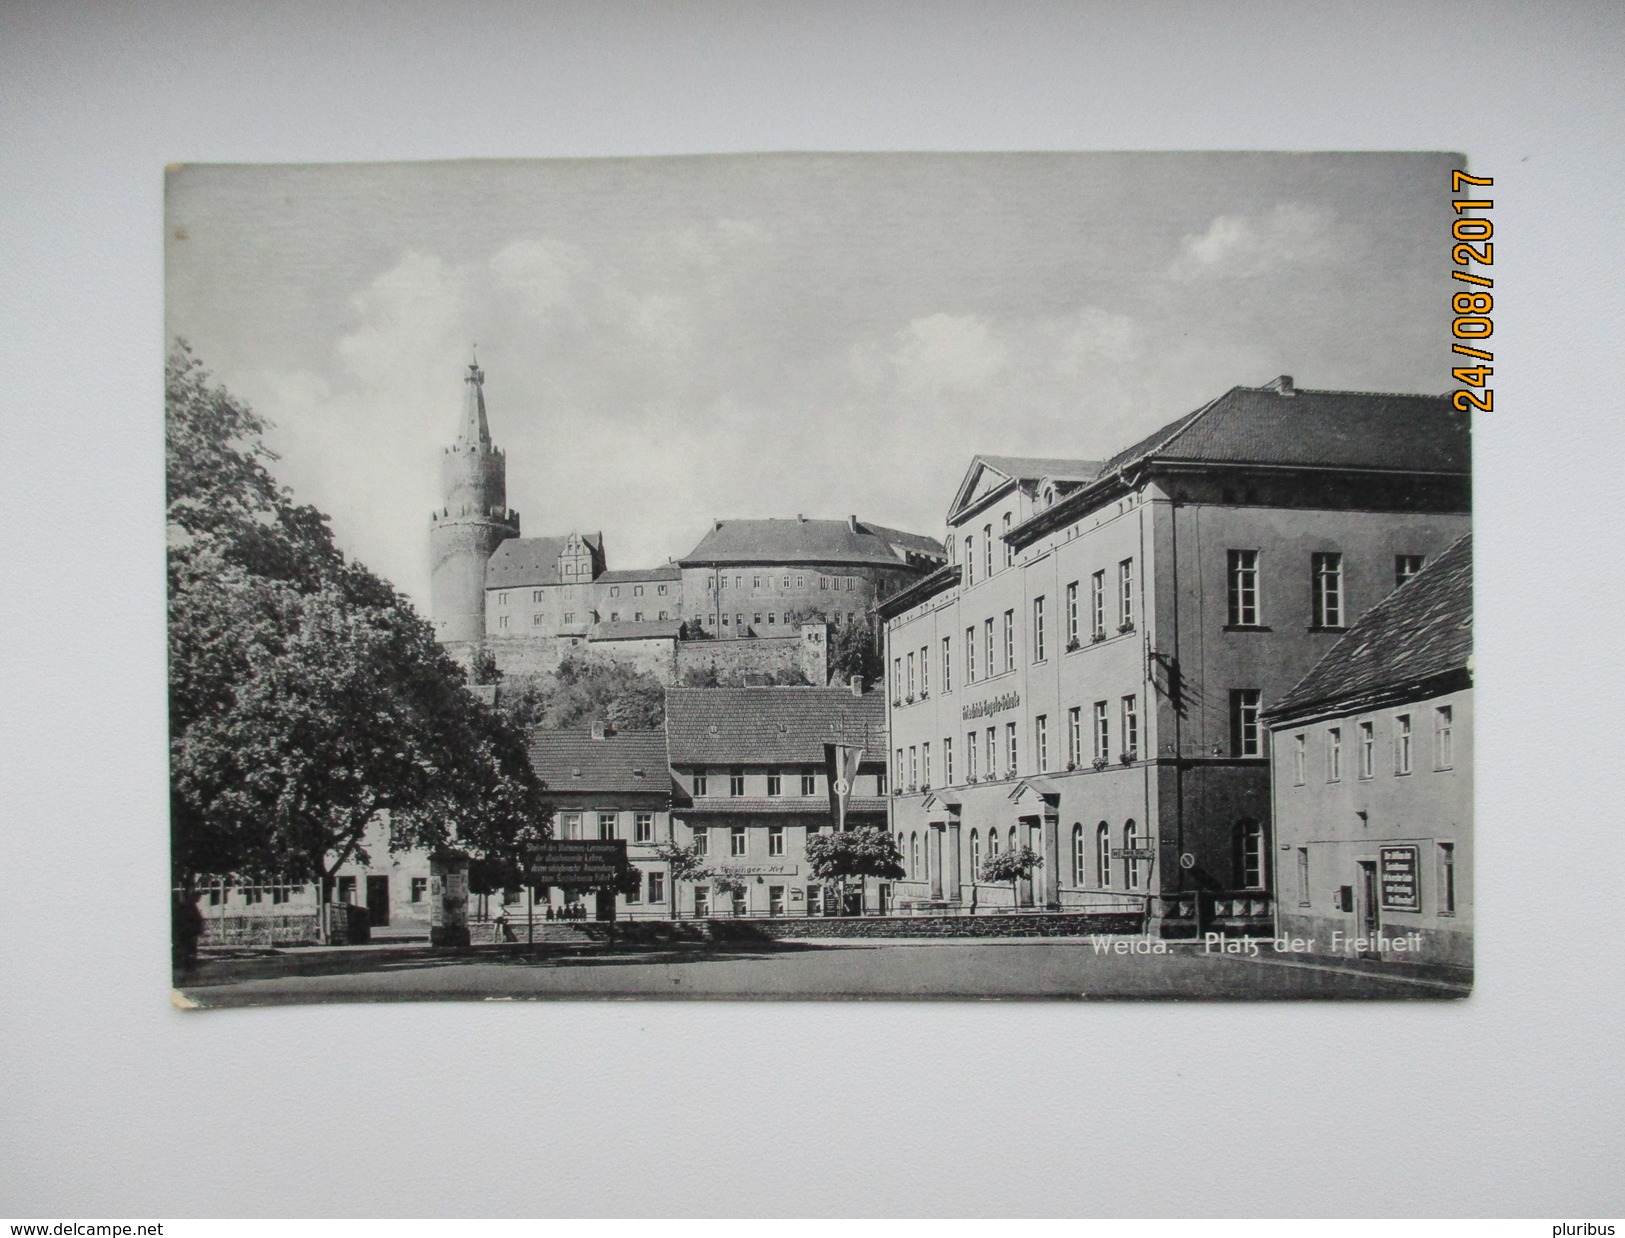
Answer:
(1117, 622, 1136, 635)
(893, 699, 903, 708)
(1065, 638, 1082, 653)
(1091, 757, 1110, 771)
(1066, 761, 1077, 772)
(905, 695, 915, 704)
(919, 691, 929, 700)
(920, 783, 931, 793)
(1119, 752, 1136, 765)
(1090, 631, 1107, 644)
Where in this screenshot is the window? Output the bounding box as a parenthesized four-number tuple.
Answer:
(1435, 705, 1455, 769)
(1228, 550, 1260, 625)
(693, 827, 709, 856)
(1121, 695, 1138, 759)
(609, 586, 620, 598)
(659, 610, 668, 620)
(970, 830, 981, 876)
(807, 884, 822, 915)
(965, 733, 978, 782)
(875, 768, 886, 795)
(1293, 734, 1306, 785)
(922, 742, 932, 786)
(1297, 847, 1310, 907)
(1068, 707, 1082, 768)
(497, 614, 509, 629)
(895, 748, 904, 788)
(598, 812, 617, 840)
(986, 728, 997, 778)
(981, 618, 994, 679)
(906, 651, 916, 697)
(1072, 824, 1086, 886)
(532, 613, 545, 626)
(411, 877, 427, 903)
(1312, 552, 1344, 627)
(1123, 820, 1140, 889)
(1233, 820, 1265, 889)
(626, 874, 640, 903)
(752, 575, 761, 590)
(820, 575, 829, 590)
(767, 612, 776, 625)
(1005, 722, 1018, 775)
(633, 584, 644, 596)
(910, 833, 920, 875)
(1326, 727, 1342, 782)
(1230, 689, 1262, 757)
(658, 584, 668, 595)
(1033, 595, 1047, 662)
(563, 611, 575, 624)
(693, 771, 708, 797)
(498, 592, 509, 606)
(1396, 554, 1425, 587)
(1093, 701, 1109, 762)
(943, 737, 954, 785)
(608, 613, 618, 622)
(634, 812, 654, 843)
(987, 828, 1000, 858)
(731, 826, 747, 857)
(964, 535, 975, 584)
(1035, 715, 1049, 772)
(908, 745, 918, 788)
(1090, 571, 1106, 639)
(337, 876, 356, 903)
(1118, 559, 1134, 629)
(1002, 512, 1013, 566)
(767, 770, 782, 796)
(942, 636, 953, 693)
(1003, 610, 1015, 671)
(753, 613, 762, 626)
(730, 768, 745, 796)
(693, 885, 710, 917)
(983, 524, 993, 579)
(920, 646, 929, 697)
(769, 885, 786, 916)
(634, 612, 644, 622)
(966, 627, 977, 682)
(648, 872, 665, 904)
(893, 657, 903, 700)
(1395, 714, 1413, 775)
(1437, 843, 1457, 915)
(1097, 823, 1111, 887)
(796, 575, 804, 589)
(1066, 581, 1079, 646)
(1359, 721, 1375, 779)
(769, 825, 785, 856)
(561, 812, 582, 840)
(801, 770, 817, 796)
(782, 575, 791, 588)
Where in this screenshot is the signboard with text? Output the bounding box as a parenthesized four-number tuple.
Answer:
(1379, 845, 1421, 911)
(526, 839, 627, 888)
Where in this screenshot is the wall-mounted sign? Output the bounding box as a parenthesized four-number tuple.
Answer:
(962, 691, 1021, 722)
(1112, 848, 1156, 861)
(526, 839, 627, 887)
(1379, 845, 1421, 911)
(715, 863, 799, 877)
(1178, 853, 1196, 870)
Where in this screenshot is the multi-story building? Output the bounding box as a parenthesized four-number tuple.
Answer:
(880, 377, 1471, 934)
(679, 516, 944, 639)
(527, 724, 674, 921)
(1266, 534, 1472, 968)
(665, 682, 890, 917)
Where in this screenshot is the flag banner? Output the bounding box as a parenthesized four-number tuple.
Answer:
(824, 742, 865, 831)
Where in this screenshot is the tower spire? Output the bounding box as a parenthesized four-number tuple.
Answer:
(460, 347, 490, 448)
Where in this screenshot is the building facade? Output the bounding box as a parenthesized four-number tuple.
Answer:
(664, 683, 890, 917)
(881, 378, 1471, 933)
(1266, 534, 1472, 968)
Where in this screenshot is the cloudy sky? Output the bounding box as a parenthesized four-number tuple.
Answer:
(166, 151, 1459, 611)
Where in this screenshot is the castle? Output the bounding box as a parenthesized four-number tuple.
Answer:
(428, 360, 946, 684)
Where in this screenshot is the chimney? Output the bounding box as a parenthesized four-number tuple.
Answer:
(590, 720, 610, 740)
(713, 519, 723, 531)
(848, 514, 859, 533)
(1267, 375, 1295, 396)
(798, 513, 806, 523)
(849, 674, 864, 697)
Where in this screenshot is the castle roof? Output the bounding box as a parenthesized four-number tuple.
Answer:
(1268, 533, 1473, 723)
(485, 534, 605, 588)
(597, 565, 683, 584)
(665, 686, 887, 765)
(458, 360, 491, 448)
(677, 518, 944, 568)
(527, 729, 671, 796)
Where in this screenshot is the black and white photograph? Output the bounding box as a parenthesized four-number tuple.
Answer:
(166, 151, 1473, 1005)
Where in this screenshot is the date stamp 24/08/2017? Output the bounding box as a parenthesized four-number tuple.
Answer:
(1451, 169, 1494, 414)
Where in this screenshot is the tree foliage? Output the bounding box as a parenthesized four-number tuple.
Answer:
(167, 341, 547, 893)
(496, 656, 665, 732)
(652, 841, 707, 917)
(981, 845, 1043, 904)
(804, 826, 905, 914)
(826, 615, 883, 687)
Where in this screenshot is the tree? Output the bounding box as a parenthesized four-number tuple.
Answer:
(981, 845, 1043, 908)
(827, 615, 883, 687)
(653, 841, 708, 918)
(166, 342, 547, 928)
(804, 826, 905, 915)
(680, 665, 722, 688)
(708, 869, 750, 915)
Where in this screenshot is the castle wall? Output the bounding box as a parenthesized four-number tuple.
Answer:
(675, 625, 828, 684)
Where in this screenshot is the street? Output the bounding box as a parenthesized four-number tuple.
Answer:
(177, 937, 1472, 1006)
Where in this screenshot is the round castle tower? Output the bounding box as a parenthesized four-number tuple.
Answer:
(429, 360, 520, 659)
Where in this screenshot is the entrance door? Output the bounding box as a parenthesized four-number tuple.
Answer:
(366, 876, 390, 926)
(1357, 861, 1380, 958)
(876, 883, 891, 914)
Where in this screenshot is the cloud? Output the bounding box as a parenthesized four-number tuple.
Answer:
(1170, 203, 1334, 280)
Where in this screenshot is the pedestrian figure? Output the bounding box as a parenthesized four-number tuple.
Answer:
(172, 891, 203, 976)
(492, 900, 511, 943)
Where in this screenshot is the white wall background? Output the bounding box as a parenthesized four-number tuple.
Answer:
(1, 0, 1619, 1218)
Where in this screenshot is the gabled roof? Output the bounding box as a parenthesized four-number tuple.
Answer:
(589, 619, 683, 642)
(876, 562, 962, 621)
(665, 686, 887, 764)
(678, 518, 943, 568)
(1269, 534, 1472, 722)
(597, 565, 683, 584)
(528, 730, 671, 796)
(947, 455, 1103, 525)
(1010, 379, 1470, 548)
(485, 533, 604, 588)
(677, 796, 889, 817)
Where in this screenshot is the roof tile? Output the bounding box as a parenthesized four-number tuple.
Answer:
(665, 686, 887, 764)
